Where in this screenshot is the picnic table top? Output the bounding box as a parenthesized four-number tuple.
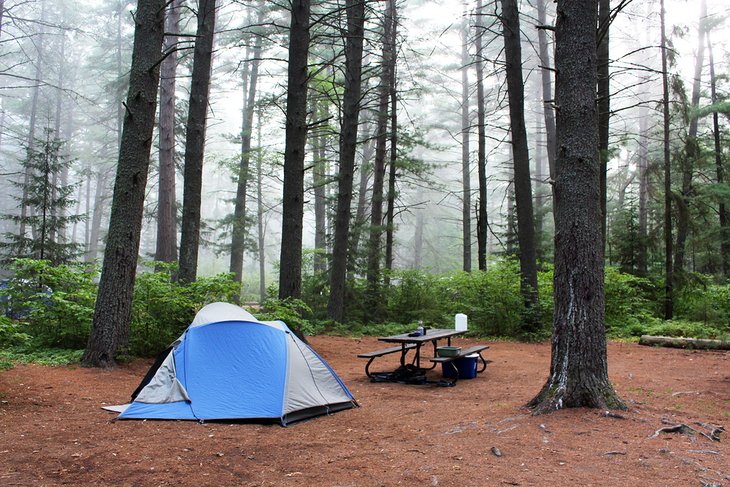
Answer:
(378, 328, 466, 344)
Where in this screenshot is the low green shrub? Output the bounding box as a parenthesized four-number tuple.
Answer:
(0, 315, 30, 347)
(130, 265, 239, 356)
(257, 297, 314, 335)
(644, 319, 728, 340)
(0, 259, 97, 348)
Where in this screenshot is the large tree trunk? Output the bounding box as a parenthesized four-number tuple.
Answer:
(327, 0, 366, 321)
(528, 0, 625, 414)
(365, 0, 395, 308)
(597, 0, 610, 247)
(707, 33, 729, 278)
(501, 0, 539, 330)
(82, 0, 165, 368)
(461, 9, 472, 273)
(178, 0, 217, 283)
(673, 0, 706, 277)
(278, 0, 311, 300)
(155, 0, 181, 265)
(475, 0, 488, 271)
(230, 5, 264, 284)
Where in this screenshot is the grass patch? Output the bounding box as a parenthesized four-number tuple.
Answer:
(0, 345, 83, 368)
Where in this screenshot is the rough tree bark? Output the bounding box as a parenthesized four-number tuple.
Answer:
(178, 0, 217, 283)
(501, 0, 539, 329)
(155, 0, 181, 265)
(597, 0, 610, 247)
(278, 0, 311, 300)
(327, 0, 365, 321)
(82, 0, 165, 368)
(528, 0, 625, 414)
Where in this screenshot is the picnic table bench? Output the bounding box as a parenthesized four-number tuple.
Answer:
(358, 344, 417, 378)
(429, 345, 489, 382)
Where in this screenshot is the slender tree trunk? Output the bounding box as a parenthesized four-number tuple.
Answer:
(311, 96, 328, 275)
(501, 0, 539, 329)
(529, 0, 624, 414)
(155, 0, 181, 264)
(366, 0, 395, 307)
(673, 0, 706, 276)
(278, 0, 311, 300)
(349, 130, 375, 273)
(255, 106, 267, 302)
(384, 41, 398, 279)
(707, 33, 729, 278)
(660, 0, 673, 319)
(637, 108, 649, 275)
(84, 169, 91, 252)
(230, 6, 264, 284)
(86, 171, 109, 262)
(536, 0, 556, 213)
(414, 209, 424, 269)
(327, 0, 365, 321)
(475, 0, 488, 271)
(461, 8, 472, 272)
(116, 0, 124, 150)
(82, 0, 165, 368)
(178, 0, 217, 283)
(19, 0, 47, 250)
(597, 0, 610, 248)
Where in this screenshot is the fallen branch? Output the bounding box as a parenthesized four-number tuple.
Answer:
(651, 423, 725, 441)
(639, 335, 730, 350)
(651, 423, 699, 438)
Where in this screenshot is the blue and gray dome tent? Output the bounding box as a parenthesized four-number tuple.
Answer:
(113, 302, 357, 425)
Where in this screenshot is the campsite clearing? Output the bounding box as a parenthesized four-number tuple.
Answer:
(1, 336, 728, 486)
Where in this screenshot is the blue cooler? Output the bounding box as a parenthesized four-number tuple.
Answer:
(441, 353, 478, 379)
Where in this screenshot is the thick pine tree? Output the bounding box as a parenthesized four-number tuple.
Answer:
(528, 0, 625, 413)
(82, 0, 166, 368)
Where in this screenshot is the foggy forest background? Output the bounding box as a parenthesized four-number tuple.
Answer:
(0, 0, 728, 361)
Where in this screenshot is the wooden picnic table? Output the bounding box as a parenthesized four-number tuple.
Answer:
(377, 328, 465, 371)
(358, 328, 490, 384)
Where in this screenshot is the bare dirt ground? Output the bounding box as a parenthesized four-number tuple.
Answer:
(0, 336, 728, 486)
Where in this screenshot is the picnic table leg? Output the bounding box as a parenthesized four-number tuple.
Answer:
(476, 351, 488, 373)
(364, 357, 377, 378)
(399, 344, 410, 366)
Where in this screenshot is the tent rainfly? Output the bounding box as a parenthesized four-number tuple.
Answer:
(112, 302, 357, 425)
